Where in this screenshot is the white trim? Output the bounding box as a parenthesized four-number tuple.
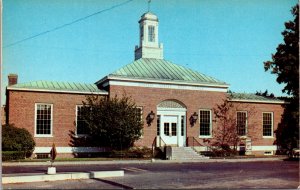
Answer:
(157, 107, 187, 112)
(33, 147, 107, 153)
(7, 87, 108, 95)
(34, 103, 53, 137)
(199, 109, 212, 138)
(262, 112, 274, 138)
(136, 106, 144, 138)
(108, 77, 229, 88)
(193, 145, 277, 151)
(251, 145, 277, 151)
(105, 79, 228, 92)
(229, 99, 285, 104)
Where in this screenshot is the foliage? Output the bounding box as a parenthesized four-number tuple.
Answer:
(275, 97, 299, 151)
(81, 95, 143, 150)
(211, 100, 240, 152)
(264, 5, 299, 97)
(205, 99, 256, 156)
(110, 147, 152, 158)
(2, 124, 36, 154)
(255, 90, 275, 98)
(263, 4, 299, 151)
(2, 151, 27, 161)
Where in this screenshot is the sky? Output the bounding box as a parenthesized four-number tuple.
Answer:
(2, 0, 298, 105)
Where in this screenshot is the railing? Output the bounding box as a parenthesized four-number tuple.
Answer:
(152, 136, 167, 158)
(186, 136, 212, 152)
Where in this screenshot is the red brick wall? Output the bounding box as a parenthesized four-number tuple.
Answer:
(7, 90, 103, 147)
(109, 85, 284, 149)
(7, 86, 285, 153)
(230, 102, 284, 147)
(109, 85, 227, 147)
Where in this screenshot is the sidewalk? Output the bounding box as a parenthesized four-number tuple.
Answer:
(2, 156, 286, 166)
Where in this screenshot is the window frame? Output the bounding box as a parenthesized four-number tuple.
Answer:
(199, 109, 212, 138)
(135, 106, 143, 138)
(148, 25, 155, 42)
(236, 111, 247, 137)
(34, 103, 53, 137)
(75, 105, 90, 137)
(262, 112, 274, 138)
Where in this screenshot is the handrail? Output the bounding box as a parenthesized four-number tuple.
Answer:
(152, 136, 168, 158)
(187, 136, 212, 151)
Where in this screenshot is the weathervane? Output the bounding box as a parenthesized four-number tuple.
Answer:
(148, 0, 151, 12)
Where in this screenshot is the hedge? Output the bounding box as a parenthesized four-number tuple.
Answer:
(2, 151, 26, 161)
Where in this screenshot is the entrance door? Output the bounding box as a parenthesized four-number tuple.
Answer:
(161, 116, 178, 146)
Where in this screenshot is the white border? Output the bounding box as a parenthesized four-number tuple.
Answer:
(34, 103, 53, 137)
(33, 147, 107, 153)
(229, 99, 285, 104)
(107, 80, 228, 92)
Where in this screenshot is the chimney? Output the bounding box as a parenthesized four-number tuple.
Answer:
(8, 74, 18, 86)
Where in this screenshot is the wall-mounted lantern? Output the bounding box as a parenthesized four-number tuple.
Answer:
(189, 112, 198, 126)
(146, 111, 155, 126)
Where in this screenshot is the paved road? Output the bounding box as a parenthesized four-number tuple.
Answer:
(3, 160, 299, 189)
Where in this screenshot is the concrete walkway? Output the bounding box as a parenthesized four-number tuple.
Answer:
(3, 156, 286, 166)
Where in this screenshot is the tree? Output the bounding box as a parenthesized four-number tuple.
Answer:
(264, 4, 299, 151)
(212, 100, 240, 154)
(204, 98, 256, 156)
(264, 5, 299, 97)
(81, 95, 143, 150)
(2, 124, 36, 155)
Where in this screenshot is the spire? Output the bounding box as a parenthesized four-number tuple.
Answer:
(134, 10, 163, 60)
(148, 0, 151, 12)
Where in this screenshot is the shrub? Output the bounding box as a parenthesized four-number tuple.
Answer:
(110, 147, 152, 158)
(2, 151, 26, 161)
(2, 124, 36, 158)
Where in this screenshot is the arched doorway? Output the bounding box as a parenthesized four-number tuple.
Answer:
(157, 100, 186, 147)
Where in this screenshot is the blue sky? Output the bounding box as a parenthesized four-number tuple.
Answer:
(2, 0, 297, 105)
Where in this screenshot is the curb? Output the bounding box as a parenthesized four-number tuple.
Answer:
(2, 157, 285, 166)
(3, 170, 124, 184)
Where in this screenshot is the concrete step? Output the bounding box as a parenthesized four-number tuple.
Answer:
(169, 147, 209, 160)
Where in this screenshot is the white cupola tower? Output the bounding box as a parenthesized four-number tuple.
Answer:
(134, 12, 163, 60)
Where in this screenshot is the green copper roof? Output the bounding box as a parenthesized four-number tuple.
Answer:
(8, 81, 107, 94)
(107, 58, 228, 86)
(229, 93, 284, 103)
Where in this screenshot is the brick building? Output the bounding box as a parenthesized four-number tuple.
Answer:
(5, 12, 285, 158)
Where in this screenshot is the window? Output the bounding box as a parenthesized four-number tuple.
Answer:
(157, 115, 161, 136)
(76, 105, 90, 135)
(171, 123, 177, 136)
(263, 112, 273, 137)
(140, 25, 144, 40)
(199, 110, 212, 137)
(148, 25, 155, 42)
(181, 116, 185, 136)
(164, 123, 170, 136)
(135, 107, 143, 137)
(35, 104, 53, 136)
(237, 111, 247, 136)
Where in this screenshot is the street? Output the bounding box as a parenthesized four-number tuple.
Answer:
(3, 160, 299, 189)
